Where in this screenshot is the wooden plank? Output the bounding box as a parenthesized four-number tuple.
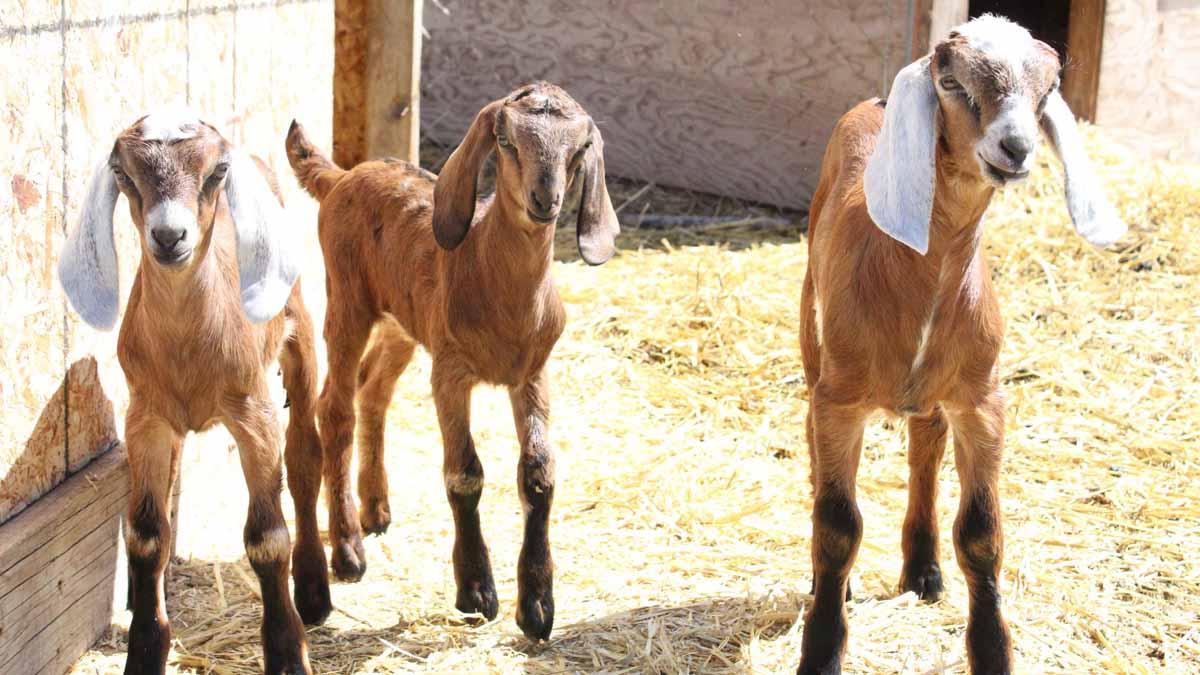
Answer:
(1063, 0, 1106, 121)
(335, 0, 422, 167)
(0, 446, 127, 674)
(420, 0, 909, 208)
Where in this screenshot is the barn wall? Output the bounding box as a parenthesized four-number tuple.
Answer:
(420, 0, 914, 208)
(1096, 0, 1200, 162)
(0, 0, 334, 524)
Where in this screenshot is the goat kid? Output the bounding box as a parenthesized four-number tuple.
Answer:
(285, 82, 619, 640)
(59, 111, 330, 675)
(797, 16, 1126, 675)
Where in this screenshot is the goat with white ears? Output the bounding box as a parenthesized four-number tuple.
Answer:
(797, 15, 1126, 675)
(59, 110, 329, 675)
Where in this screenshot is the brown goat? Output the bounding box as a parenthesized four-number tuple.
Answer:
(59, 111, 331, 675)
(285, 82, 619, 640)
(797, 16, 1125, 675)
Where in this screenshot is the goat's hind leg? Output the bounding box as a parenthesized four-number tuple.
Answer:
(280, 298, 332, 625)
(227, 395, 312, 675)
(432, 356, 498, 621)
(355, 322, 416, 535)
(123, 412, 181, 675)
(900, 408, 949, 601)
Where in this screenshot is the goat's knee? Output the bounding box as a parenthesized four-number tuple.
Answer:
(953, 492, 1003, 582)
(245, 506, 292, 574)
(812, 491, 862, 574)
(518, 449, 555, 514)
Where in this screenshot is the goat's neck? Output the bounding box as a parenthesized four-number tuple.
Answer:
(923, 156, 995, 291)
(465, 195, 556, 302)
(134, 225, 228, 331)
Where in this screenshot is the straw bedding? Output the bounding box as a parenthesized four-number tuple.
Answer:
(72, 128, 1198, 674)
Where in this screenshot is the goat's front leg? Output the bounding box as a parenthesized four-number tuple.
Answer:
(947, 393, 1012, 675)
(798, 384, 867, 675)
(280, 305, 332, 625)
(123, 410, 181, 675)
(900, 407, 949, 601)
(226, 395, 312, 675)
(510, 370, 555, 640)
(355, 328, 416, 535)
(432, 357, 498, 621)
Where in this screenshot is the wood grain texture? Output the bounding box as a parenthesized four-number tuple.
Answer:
(420, 0, 911, 208)
(1063, 0, 1106, 121)
(336, 0, 421, 166)
(1095, 0, 1200, 162)
(0, 446, 127, 675)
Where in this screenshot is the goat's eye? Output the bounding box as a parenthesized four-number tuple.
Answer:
(205, 163, 229, 189)
(939, 76, 963, 92)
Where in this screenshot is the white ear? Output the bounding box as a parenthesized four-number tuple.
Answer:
(224, 151, 299, 323)
(59, 160, 121, 330)
(1041, 91, 1127, 248)
(864, 57, 939, 255)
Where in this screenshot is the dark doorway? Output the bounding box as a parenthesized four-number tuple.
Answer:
(969, 0, 1072, 58)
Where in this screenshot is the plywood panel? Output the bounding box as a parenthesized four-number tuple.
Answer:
(0, 31, 67, 524)
(420, 0, 910, 208)
(1095, 0, 1200, 161)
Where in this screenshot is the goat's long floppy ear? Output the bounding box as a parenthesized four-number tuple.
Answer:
(59, 160, 121, 330)
(576, 127, 619, 265)
(432, 100, 503, 250)
(1040, 91, 1127, 248)
(864, 57, 938, 255)
(225, 150, 299, 323)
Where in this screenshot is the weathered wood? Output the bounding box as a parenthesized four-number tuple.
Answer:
(913, 0, 968, 53)
(1063, 0, 1106, 121)
(335, 0, 422, 166)
(420, 0, 910, 208)
(0, 446, 127, 674)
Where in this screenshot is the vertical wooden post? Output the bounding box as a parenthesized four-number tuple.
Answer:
(1062, 0, 1105, 122)
(333, 0, 422, 167)
(911, 0, 969, 57)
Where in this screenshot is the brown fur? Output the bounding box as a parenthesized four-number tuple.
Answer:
(109, 119, 329, 675)
(797, 35, 1061, 675)
(285, 82, 618, 641)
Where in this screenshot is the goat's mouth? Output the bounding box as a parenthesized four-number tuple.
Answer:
(526, 208, 558, 225)
(153, 248, 192, 267)
(979, 155, 1030, 185)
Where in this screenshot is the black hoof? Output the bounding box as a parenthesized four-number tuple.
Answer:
(124, 620, 170, 675)
(456, 579, 499, 622)
(294, 578, 332, 625)
(516, 591, 555, 641)
(900, 561, 944, 601)
(331, 537, 366, 582)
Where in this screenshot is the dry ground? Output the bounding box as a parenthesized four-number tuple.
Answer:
(73, 130, 1198, 674)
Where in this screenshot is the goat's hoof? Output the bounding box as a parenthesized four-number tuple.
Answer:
(264, 648, 312, 675)
(359, 498, 392, 536)
(456, 579, 499, 622)
(796, 657, 843, 675)
(124, 619, 170, 675)
(900, 562, 944, 602)
(294, 579, 332, 625)
(331, 538, 367, 582)
(516, 591, 555, 641)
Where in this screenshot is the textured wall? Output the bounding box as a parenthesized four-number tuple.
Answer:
(420, 0, 912, 208)
(0, 0, 334, 524)
(1096, 0, 1200, 162)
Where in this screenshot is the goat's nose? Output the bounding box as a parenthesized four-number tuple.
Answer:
(529, 188, 559, 217)
(1000, 134, 1032, 165)
(151, 226, 186, 250)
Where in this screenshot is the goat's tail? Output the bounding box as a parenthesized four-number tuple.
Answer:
(285, 120, 344, 201)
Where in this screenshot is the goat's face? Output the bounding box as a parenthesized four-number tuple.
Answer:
(432, 82, 620, 264)
(493, 86, 594, 228)
(111, 113, 231, 269)
(931, 16, 1061, 187)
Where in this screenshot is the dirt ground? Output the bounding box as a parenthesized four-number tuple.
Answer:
(71, 131, 1198, 674)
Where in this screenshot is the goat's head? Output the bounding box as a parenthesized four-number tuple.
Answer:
(58, 108, 298, 330)
(432, 82, 620, 265)
(864, 14, 1127, 254)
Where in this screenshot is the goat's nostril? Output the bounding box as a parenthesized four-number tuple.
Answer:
(530, 190, 550, 213)
(151, 227, 185, 249)
(1000, 135, 1032, 163)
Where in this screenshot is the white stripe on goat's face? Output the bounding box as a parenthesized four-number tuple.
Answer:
(933, 14, 1061, 188)
(138, 107, 202, 142)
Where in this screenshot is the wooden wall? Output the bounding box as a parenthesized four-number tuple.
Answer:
(0, 0, 335, 525)
(1095, 0, 1200, 162)
(419, 0, 914, 208)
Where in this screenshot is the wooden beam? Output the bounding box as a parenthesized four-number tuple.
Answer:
(1062, 0, 1106, 121)
(333, 0, 422, 167)
(912, 0, 969, 56)
(0, 446, 128, 674)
